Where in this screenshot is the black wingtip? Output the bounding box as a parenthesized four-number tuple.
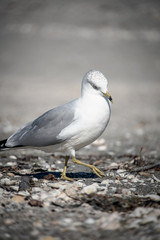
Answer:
(0, 139, 8, 150)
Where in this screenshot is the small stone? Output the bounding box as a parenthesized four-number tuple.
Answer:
(130, 207, 152, 218)
(92, 138, 106, 146)
(108, 162, 119, 170)
(57, 192, 72, 202)
(5, 161, 17, 167)
(9, 155, 17, 160)
(19, 169, 32, 174)
(62, 218, 72, 225)
(32, 178, 39, 182)
(127, 174, 135, 179)
(117, 169, 126, 177)
(10, 186, 19, 191)
(18, 191, 30, 197)
(99, 212, 121, 230)
(7, 172, 15, 177)
(145, 194, 160, 202)
(32, 187, 42, 193)
(0, 178, 16, 186)
(83, 184, 98, 195)
(97, 145, 107, 151)
(4, 218, 15, 225)
(122, 188, 131, 196)
(44, 174, 57, 180)
(72, 181, 86, 189)
(85, 218, 95, 224)
(131, 177, 140, 183)
(28, 199, 43, 207)
(65, 187, 77, 198)
(12, 195, 25, 203)
(101, 179, 112, 185)
(136, 128, 144, 136)
(19, 176, 32, 191)
(141, 215, 157, 224)
(110, 187, 117, 193)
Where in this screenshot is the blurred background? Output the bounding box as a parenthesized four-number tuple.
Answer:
(0, 0, 160, 154)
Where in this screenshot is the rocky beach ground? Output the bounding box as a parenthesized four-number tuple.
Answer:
(0, 1, 160, 239)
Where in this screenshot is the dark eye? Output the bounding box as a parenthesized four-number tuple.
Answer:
(89, 81, 100, 90)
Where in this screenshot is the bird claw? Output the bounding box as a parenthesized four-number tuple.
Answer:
(92, 166, 105, 178)
(60, 174, 74, 182)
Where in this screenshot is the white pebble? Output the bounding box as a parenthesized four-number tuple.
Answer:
(97, 145, 107, 151)
(0, 178, 16, 186)
(101, 179, 113, 185)
(10, 186, 19, 191)
(18, 191, 30, 196)
(9, 155, 17, 160)
(122, 188, 131, 196)
(131, 177, 140, 183)
(92, 138, 106, 146)
(85, 218, 95, 224)
(5, 162, 17, 167)
(127, 174, 135, 179)
(83, 184, 98, 195)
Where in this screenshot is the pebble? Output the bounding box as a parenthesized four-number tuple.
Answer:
(145, 194, 160, 202)
(0, 178, 17, 186)
(130, 207, 153, 218)
(110, 187, 117, 193)
(136, 128, 144, 136)
(10, 186, 19, 191)
(4, 218, 15, 225)
(85, 218, 95, 224)
(108, 162, 119, 170)
(12, 195, 25, 203)
(117, 169, 126, 177)
(98, 212, 121, 230)
(5, 161, 17, 166)
(19, 169, 32, 174)
(97, 145, 107, 151)
(122, 188, 131, 196)
(32, 187, 43, 193)
(7, 172, 15, 177)
(92, 138, 106, 146)
(131, 177, 140, 183)
(9, 155, 17, 160)
(83, 184, 98, 195)
(65, 187, 77, 198)
(101, 179, 112, 185)
(18, 191, 30, 197)
(126, 174, 135, 179)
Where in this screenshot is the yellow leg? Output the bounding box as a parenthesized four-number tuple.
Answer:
(61, 156, 74, 181)
(72, 157, 105, 178)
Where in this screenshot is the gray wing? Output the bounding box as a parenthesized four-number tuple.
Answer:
(6, 101, 75, 147)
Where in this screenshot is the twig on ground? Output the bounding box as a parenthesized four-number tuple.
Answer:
(129, 162, 160, 173)
(152, 174, 160, 183)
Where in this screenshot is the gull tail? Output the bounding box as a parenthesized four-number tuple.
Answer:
(0, 139, 9, 151)
(0, 139, 23, 151)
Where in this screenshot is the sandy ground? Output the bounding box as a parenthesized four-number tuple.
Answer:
(0, 1, 160, 239)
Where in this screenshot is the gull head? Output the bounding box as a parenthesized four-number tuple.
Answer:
(81, 70, 113, 103)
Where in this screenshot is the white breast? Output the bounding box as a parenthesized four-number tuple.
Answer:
(58, 94, 111, 152)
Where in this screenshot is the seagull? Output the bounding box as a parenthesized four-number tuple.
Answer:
(0, 70, 113, 181)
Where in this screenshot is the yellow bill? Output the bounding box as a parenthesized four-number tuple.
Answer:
(105, 91, 113, 103)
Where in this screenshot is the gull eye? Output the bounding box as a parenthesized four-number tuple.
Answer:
(89, 81, 100, 90)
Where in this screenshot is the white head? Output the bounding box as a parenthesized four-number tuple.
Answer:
(81, 70, 113, 103)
